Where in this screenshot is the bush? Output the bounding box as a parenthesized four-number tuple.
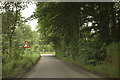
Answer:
(58, 42, 119, 78)
(105, 42, 119, 66)
(77, 38, 106, 65)
(2, 54, 40, 78)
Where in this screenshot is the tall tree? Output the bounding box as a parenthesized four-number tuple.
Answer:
(1, 2, 27, 54)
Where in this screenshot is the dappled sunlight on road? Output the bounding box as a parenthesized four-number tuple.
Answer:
(40, 54, 55, 57)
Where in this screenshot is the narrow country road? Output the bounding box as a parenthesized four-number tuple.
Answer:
(24, 54, 102, 78)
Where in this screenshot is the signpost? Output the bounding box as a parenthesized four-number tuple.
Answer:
(23, 41, 30, 54)
(23, 41, 30, 48)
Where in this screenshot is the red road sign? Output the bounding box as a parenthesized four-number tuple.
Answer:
(23, 41, 30, 48)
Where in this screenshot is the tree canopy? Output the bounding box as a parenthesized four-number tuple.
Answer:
(34, 3, 119, 73)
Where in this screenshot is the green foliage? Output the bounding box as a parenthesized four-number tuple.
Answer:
(1, 2, 42, 78)
(2, 23, 41, 77)
(1, 2, 119, 78)
(3, 54, 40, 78)
(34, 2, 119, 78)
(1, 2, 28, 54)
(77, 38, 106, 65)
(105, 42, 119, 67)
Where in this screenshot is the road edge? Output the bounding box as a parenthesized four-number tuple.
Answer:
(55, 55, 115, 79)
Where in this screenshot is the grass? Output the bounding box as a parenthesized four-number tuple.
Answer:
(56, 42, 119, 78)
(2, 54, 40, 78)
(57, 55, 118, 78)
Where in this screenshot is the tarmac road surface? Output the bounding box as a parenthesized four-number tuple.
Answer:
(24, 54, 102, 78)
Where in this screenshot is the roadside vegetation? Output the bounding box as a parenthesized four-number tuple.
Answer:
(34, 2, 119, 78)
(58, 42, 119, 78)
(0, 2, 119, 78)
(1, 2, 41, 78)
(3, 54, 40, 78)
(38, 43, 55, 54)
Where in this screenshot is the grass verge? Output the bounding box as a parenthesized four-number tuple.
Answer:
(56, 55, 118, 78)
(56, 42, 119, 78)
(2, 54, 41, 78)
